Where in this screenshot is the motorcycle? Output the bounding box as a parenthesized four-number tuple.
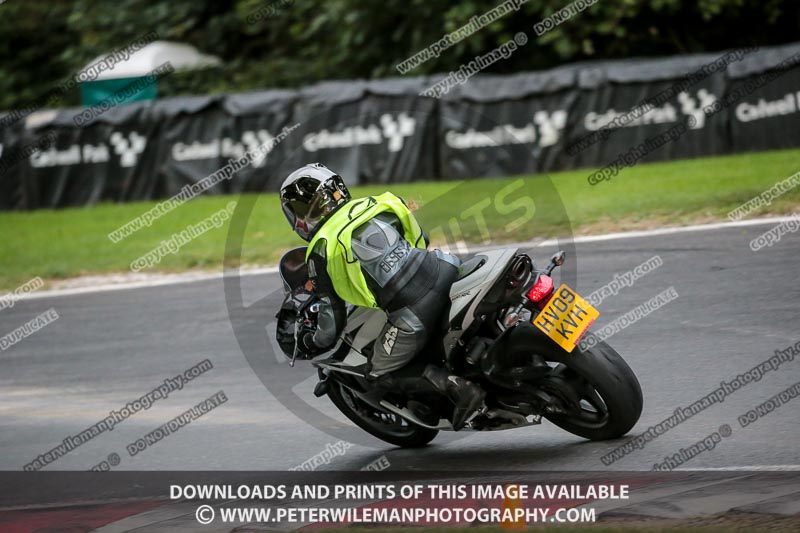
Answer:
(277, 246, 643, 448)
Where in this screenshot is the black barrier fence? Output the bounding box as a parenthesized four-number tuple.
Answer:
(2, 42, 800, 210)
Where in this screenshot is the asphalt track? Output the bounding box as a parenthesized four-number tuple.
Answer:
(1, 222, 799, 487)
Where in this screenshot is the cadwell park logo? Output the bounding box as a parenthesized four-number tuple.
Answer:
(582, 88, 800, 132)
(439, 88, 778, 151)
(26, 131, 147, 169)
(17, 129, 290, 170)
(444, 110, 567, 149)
(584, 90, 717, 132)
(171, 130, 285, 168)
(734, 90, 800, 122)
(302, 113, 416, 152)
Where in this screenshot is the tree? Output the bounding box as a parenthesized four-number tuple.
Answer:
(0, 0, 797, 111)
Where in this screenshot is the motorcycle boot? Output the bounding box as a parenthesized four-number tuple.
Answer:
(423, 365, 486, 430)
(368, 369, 441, 426)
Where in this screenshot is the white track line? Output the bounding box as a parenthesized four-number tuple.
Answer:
(542, 215, 797, 246)
(23, 266, 279, 301)
(471, 215, 796, 251)
(19, 216, 792, 300)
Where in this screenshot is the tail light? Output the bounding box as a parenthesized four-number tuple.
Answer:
(526, 274, 554, 304)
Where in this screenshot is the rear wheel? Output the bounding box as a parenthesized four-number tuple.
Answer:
(497, 324, 642, 440)
(327, 381, 439, 448)
(538, 340, 643, 440)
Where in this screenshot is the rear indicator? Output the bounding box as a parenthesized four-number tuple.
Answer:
(526, 274, 554, 302)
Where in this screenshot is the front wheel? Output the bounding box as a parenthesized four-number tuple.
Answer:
(327, 381, 439, 448)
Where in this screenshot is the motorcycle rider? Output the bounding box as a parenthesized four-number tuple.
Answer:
(278, 163, 485, 430)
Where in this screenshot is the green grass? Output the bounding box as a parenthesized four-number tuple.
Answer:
(1, 148, 799, 291)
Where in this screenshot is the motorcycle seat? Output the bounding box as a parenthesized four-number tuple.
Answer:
(456, 255, 487, 281)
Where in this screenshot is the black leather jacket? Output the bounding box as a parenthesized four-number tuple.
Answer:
(302, 212, 430, 353)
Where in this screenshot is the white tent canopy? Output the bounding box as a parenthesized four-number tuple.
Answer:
(82, 41, 222, 81)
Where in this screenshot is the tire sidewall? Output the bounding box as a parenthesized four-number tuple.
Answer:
(327, 381, 439, 448)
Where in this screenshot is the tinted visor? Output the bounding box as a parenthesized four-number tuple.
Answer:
(281, 176, 318, 207)
(281, 177, 328, 240)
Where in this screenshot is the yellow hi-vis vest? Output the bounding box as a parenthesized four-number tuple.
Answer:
(306, 193, 426, 308)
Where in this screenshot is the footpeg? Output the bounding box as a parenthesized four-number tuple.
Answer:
(464, 403, 488, 428)
(485, 407, 528, 426)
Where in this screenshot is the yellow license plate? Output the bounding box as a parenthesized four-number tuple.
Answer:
(532, 284, 599, 353)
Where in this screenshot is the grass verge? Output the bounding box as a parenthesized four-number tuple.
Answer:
(1, 148, 798, 291)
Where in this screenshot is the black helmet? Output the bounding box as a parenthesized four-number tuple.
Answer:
(280, 163, 351, 241)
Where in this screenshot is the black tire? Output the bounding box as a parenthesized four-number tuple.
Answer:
(500, 324, 642, 440)
(541, 340, 643, 440)
(327, 381, 439, 448)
